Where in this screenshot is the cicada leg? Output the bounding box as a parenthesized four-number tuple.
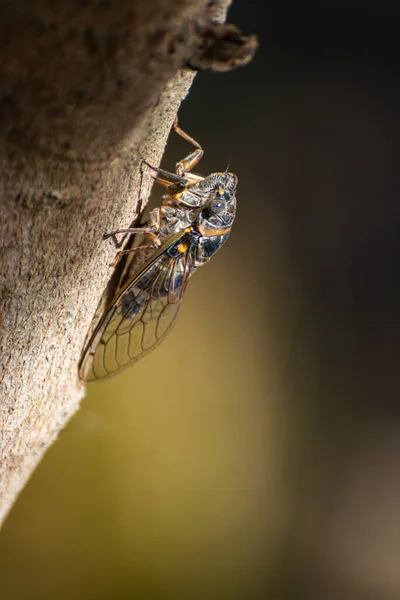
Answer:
(109, 242, 159, 267)
(142, 117, 205, 189)
(173, 117, 204, 176)
(103, 208, 162, 266)
(142, 161, 190, 190)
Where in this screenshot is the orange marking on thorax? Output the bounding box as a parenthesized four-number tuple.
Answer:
(197, 223, 230, 237)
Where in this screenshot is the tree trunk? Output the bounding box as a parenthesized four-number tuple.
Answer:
(0, 0, 232, 526)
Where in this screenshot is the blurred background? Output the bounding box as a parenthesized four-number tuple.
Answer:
(1, 2, 400, 599)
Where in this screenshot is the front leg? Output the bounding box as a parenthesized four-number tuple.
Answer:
(173, 117, 204, 177)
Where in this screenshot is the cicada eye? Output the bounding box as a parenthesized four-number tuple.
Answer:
(211, 199, 225, 213)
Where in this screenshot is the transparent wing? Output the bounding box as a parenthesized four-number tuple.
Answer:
(79, 232, 194, 382)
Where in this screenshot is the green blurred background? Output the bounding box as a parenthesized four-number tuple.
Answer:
(2, 3, 400, 599)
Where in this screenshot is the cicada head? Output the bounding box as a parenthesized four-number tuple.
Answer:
(192, 172, 238, 266)
(195, 172, 237, 237)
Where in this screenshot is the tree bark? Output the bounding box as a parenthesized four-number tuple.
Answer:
(0, 0, 231, 526)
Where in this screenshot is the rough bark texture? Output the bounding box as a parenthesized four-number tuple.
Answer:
(0, 0, 231, 526)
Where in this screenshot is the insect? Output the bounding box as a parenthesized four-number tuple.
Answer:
(78, 118, 238, 382)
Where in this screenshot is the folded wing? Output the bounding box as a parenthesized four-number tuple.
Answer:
(79, 232, 193, 382)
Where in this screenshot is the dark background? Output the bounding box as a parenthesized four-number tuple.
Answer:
(1, 2, 400, 599)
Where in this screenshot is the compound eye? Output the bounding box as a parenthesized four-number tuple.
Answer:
(211, 199, 225, 213)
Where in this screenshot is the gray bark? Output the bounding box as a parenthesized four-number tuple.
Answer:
(0, 0, 231, 526)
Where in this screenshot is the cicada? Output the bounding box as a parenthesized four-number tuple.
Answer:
(78, 119, 237, 382)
